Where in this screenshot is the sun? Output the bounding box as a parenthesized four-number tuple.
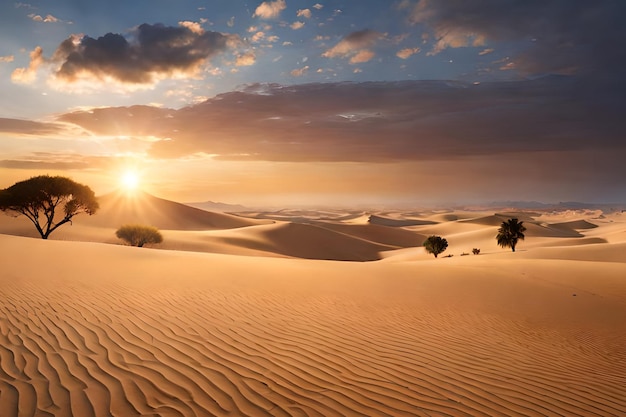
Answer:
(120, 170, 140, 191)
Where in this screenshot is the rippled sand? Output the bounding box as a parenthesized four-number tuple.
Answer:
(1, 201, 625, 416)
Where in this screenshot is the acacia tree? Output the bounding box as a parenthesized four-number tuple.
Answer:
(423, 235, 448, 258)
(496, 218, 527, 252)
(116, 224, 163, 247)
(0, 175, 99, 239)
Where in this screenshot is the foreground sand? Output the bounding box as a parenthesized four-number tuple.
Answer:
(1, 196, 625, 415)
(1, 218, 625, 416)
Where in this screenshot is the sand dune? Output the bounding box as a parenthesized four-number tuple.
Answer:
(458, 213, 513, 226)
(237, 209, 366, 223)
(159, 215, 426, 261)
(86, 191, 267, 231)
(1, 233, 625, 416)
(313, 221, 426, 248)
(550, 219, 599, 230)
(368, 214, 437, 227)
(1, 197, 624, 258)
(1, 201, 626, 415)
(0, 193, 428, 260)
(212, 222, 400, 261)
(506, 241, 626, 263)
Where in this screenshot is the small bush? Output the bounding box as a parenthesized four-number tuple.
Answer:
(423, 235, 448, 258)
(472, 248, 481, 255)
(460, 252, 469, 256)
(116, 224, 163, 247)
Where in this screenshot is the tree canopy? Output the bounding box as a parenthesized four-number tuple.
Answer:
(496, 218, 527, 252)
(423, 235, 448, 258)
(0, 175, 99, 239)
(116, 224, 163, 247)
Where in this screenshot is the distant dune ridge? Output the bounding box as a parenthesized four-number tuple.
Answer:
(89, 191, 263, 230)
(1, 194, 626, 416)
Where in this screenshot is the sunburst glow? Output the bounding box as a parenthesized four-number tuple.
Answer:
(120, 170, 140, 191)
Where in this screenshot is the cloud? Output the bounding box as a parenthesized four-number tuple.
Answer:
(297, 9, 312, 19)
(396, 47, 420, 59)
(250, 31, 266, 43)
(28, 13, 60, 23)
(235, 52, 256, 66)
(57, 105, 174, 136)
(478, 48, 494, 56)
(349, 50, 375, 64)
(15, 2, 35, 9)
(0, 152, 126, 172)
(253, 0, 286, 19)
(178, 20, 204, 34)
(0, 55, 14, 63)
(290, 66, 309, 76)
(313, 4, 323, 10)
(227, 16, 235, 27)
(11, 46, 44, 84)
(410, 0, 626, 78)
(13, 78, 622, 206)
(31, 23, 238, 88)
(0, 117, 65, 135)
(55, 78, 624, 169)
(322, 29, 383, 61)
(0, 158, 90, 170)
(290, 21, 305, 30)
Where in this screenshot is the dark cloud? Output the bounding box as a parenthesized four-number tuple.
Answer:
(56, 78, 624, 164)
(58, 105, 175, 135)
(50, 78, 626, 201)
(0, 117, 64, 135)
(0, 152, 110, 170)
(51, 23, 236, 84)
(411, 0, 626, 79)
(0, 159, 89, 170)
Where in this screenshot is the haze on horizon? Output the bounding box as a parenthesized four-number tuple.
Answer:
(1, 0, 625, 207)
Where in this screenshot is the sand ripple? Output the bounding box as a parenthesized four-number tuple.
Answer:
(1, 278, 625, 417)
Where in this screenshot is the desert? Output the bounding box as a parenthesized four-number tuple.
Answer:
(2, 1, 626, 415)
(1, 191, 625, 416)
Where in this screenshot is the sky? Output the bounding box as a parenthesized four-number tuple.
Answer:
(0, 0, 625, 207)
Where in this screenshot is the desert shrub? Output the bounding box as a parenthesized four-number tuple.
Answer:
(423, 235, 448, 258)
(116, 224, 163, 247)
(460, 252, 469, 256)
(472, 248, 481, 255)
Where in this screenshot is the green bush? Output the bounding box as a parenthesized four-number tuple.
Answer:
(116, 224, 163, 247)
(423, 235, 448, 258)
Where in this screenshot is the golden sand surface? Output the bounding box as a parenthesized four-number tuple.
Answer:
(1, 196, 625, 416)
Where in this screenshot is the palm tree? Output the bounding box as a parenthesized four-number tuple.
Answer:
(423, 235, 448, 258)
(496, 218, 526, 252)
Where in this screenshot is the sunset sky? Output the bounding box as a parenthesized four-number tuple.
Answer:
(1, 0, 625, 207)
